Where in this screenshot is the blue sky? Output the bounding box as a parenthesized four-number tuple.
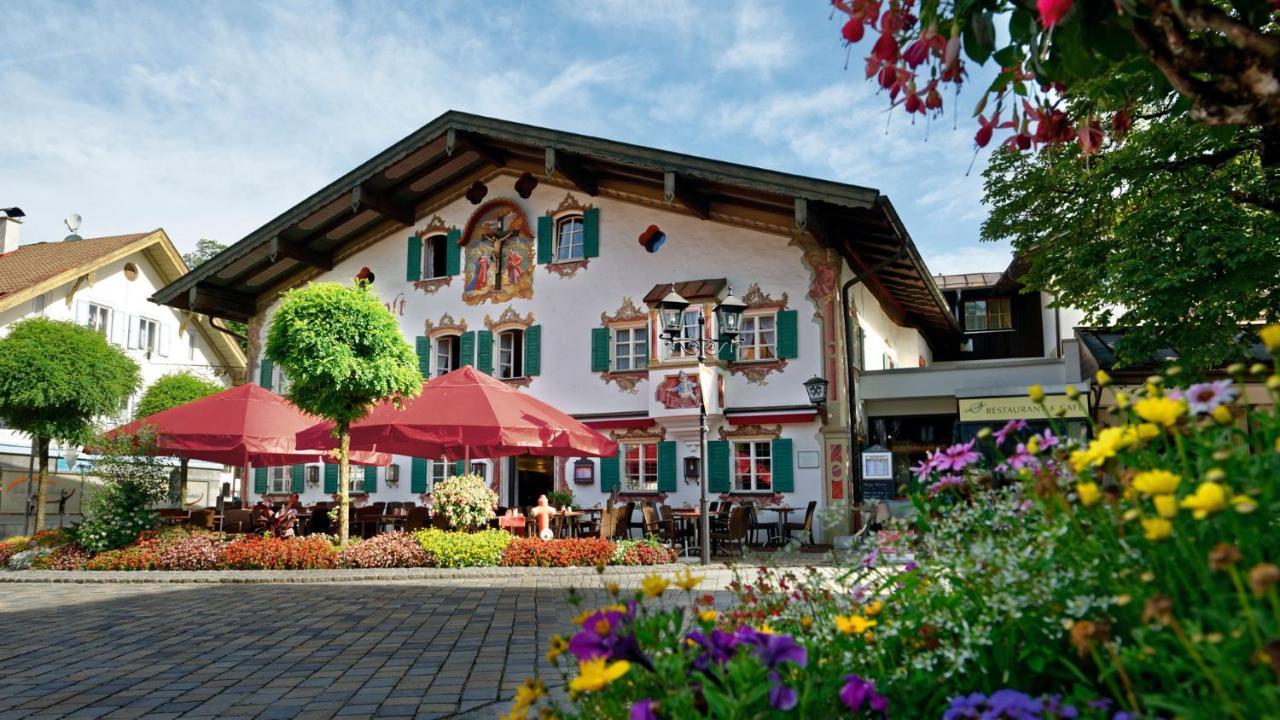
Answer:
(1, 0, 1012, 274)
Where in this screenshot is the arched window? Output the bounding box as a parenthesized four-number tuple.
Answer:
(555, 215, 584, 262)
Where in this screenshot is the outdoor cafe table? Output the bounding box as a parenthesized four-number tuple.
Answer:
(765, 506, 799, 546)
(673, 508, 701, 558)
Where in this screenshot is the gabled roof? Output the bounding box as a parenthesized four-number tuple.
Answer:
(151, 110, 960, 345)
(0, 232, 153, 299)
(0, 229, 246, 372)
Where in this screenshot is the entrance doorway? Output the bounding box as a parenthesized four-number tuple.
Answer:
(509, 456, 554, 510)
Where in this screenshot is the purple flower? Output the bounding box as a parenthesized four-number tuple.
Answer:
(903, 561, 918, 572)
(936, 440, 979, 472)
(912, 452, 938, 482)
(994, 419, 1028, 446)
(1037, 429, 1059, 450)
(861, 548, 880, 568)
(1185, 379, 1237, 414)
(630, 699, 659, 720)
(768, 678, 798, 711)
(685, 629, 742, 670)
(997, 443, 1041, 474)
(943, 689, 1079, 719)
(750, 632, 807, 670)
(840, 674, 888, 715)
(569, 608, 630, 660)
(927, 474, 966, 497)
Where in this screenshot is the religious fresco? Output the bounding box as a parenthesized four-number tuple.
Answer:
(461, 198, 534, 305)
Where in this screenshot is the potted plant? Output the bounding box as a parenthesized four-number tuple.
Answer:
(431, 473, 498, 531)
(547, 489, 574, 510)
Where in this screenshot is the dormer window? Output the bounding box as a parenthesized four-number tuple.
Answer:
(964, 298, 1012, 331)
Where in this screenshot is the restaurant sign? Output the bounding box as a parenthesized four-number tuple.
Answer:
(958, 394, 1088, 422)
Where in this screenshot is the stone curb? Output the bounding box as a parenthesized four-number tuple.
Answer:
(0, 562, 740, 584)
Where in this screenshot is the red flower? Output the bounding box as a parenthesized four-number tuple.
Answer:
(871, 32, 900, 63)
(904, 92, 923, 114)
(924, 82, 942, 111)
(1037, 0, 1073, 27)
(1077, 117, 1104, 155)
(842, 17, 866, 43)
(1111, 108, 1132, 140)
(975, 112, 999, 148)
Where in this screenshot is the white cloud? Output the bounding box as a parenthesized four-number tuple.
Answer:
(713, 1, 798, 77)
(918, 241, 1013, 276)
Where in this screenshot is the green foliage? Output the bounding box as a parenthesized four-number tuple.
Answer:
(431, 473, 498, 530)
(547, 489, 575, 508)
(982, 117, 1279, 372)
(412, 529, 513, 568)
(181, 238, 227, 269)
(135, 371, 222, 420)
(0, 318, 139, 444)
(265, 282, 421, 427)
(76, 434, 171, 554)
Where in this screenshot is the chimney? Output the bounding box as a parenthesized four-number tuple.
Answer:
(0, 207, 24, 254)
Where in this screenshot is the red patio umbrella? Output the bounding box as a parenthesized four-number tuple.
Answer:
(295, 366, 618, 461)
(106, 384, 390, 505)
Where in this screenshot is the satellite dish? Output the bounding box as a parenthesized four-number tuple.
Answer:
(64, 213, 83, 241)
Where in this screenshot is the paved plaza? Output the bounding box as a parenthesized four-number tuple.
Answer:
(0, 569, 740, 720)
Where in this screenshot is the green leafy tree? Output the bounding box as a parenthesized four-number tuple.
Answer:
(830, 0, 1280, 161)
(265, 281, 421, 543)
(0, 318, 140, 531)
(982, 113, 1280, 371)
(182, 238, 227, 269)
(135, 371, 224, 505)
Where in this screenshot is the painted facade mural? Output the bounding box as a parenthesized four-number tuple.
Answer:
(462, 199, 534, 305)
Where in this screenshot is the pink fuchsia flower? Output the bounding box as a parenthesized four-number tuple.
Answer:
(1184, 380, 1237, 414)
(993, 419, 1028, 446)
(1037, 0, 1073, 27)
(936, 440, 979, 472)
(871, 32, 900, 63)
(841, 16, 866, 44)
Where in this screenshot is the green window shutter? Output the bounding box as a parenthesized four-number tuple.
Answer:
(476, 330, 494, 375)
(406, 235, 422, 281)
(415, 336, 431, 379)
(323, 464, 338, 494)
(707, 441, 730, 493)
(258, 358, 274, 390)
(771, 438, 795, 492)
(363, 465, 377, 494)
(776, 309, 799, 360)
(524, 325, 541, 376)
(600, 453, 620, 492)
(445, 229, 462, 276)
(411, 457, 428, 493)
(657, 441, 677, 493)
(459, 331, 476, 367)
(591, 328, 610, 372)
(451, 460, 466, 477)
(254, 467, 268, 494)
(582, 207, 600, 258)
(536, 215, 553, 264)
(290, 465, 305, 493)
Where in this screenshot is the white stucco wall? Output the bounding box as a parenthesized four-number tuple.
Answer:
(0, 243, 234, 515)
(249, 174, 907, 538)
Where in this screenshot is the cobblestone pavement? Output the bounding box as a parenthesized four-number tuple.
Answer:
(0, 569, 744, 720)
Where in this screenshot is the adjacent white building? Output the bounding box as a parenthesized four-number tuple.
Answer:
(0, 213, 245, 533)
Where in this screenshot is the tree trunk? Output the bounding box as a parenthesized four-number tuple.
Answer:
(34, 437, 50, 533)
(179, 457, 190, 507)
(337, 426, 350, 545)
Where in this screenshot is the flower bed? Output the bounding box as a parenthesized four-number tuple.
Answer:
(340, 532, 433, 569)
(219, 535, 338, 570)
(412, 528, 512, 568)
(501, 537, 616, 568)
(613, 537, 679, 566)
(515, 329, 1280, 719)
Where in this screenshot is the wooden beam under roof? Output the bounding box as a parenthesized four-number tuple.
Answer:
(806, 204, 910, 327)
(188, 285, 255, 321)
(544, 147, 599, 196)
(268, 236, 333, 270)
(663, 171, 710, 219)
(446, 130, 508, 169)
(351, 184, 415, 227)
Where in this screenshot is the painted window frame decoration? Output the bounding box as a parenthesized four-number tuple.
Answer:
(408, 215, 460, 295)
(462, 198, 535, 305)
(420, 313, 469, 380)
(539, 193, 598, 279)
(484, 307, 540, 387)
(591, 297, 651, 394)
(726, 284, 798, 385)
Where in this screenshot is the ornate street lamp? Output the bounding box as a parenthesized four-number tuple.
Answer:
(803, 375, 830, 408)
(657, 284, 745, 565)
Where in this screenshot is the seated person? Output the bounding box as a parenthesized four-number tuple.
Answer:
(272, 494, 302, 538)
(250, 499, 274, 533)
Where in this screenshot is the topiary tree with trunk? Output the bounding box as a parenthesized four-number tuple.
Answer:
(135, 371, 224, 504)
(0, 318, 140, 531)
(265, 281, 421, 544)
